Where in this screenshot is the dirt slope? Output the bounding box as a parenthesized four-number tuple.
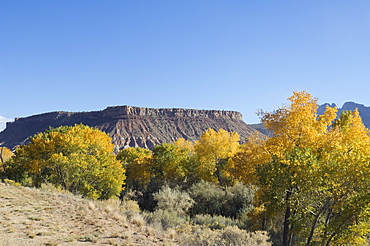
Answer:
(0, 182, 175, 246)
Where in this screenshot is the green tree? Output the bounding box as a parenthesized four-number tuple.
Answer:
(7, 124, 125, 199)
(151, 142, 194, 186)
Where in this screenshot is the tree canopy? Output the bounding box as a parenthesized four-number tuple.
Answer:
(194, 128, 240, 185)
(6, 124, 125, 199)
(117, 146, 152, 191)
(0, 146, 14, 173)
(231, 91, 370, 245)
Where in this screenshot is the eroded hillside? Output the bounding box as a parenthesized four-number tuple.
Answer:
(0, 106, 258, 152)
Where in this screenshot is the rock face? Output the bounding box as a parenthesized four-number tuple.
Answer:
(318, 102, 370, 128)
(0, 106, 258, 152)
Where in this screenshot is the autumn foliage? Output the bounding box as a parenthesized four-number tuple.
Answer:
(232, 91, 370, 245)
(5, 124, 125, 199)
(0, 146, 14, 172)
(2, 91, 370, 245)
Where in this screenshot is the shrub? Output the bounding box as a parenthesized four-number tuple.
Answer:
(144, 209, 188, 229)
(119, 199, 142, 221)
(153, 185, 194, 216)
(188, 181, 224, 215)
(144, 185, 193, 229)
(2, 178, 22, 186)
(120, 199, 141, 213)
(127, 180, 161, 212)
(192, 214, 238, 230)
(223, 182, 255, 217)
(221, 226, 272, 246)
(180, 226, 272, 246)
(188, 181, 255, 219)
(180, 226, 219, 246)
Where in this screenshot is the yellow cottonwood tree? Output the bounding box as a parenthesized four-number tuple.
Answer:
(8, 124, 125, 199)
(174, 138, 201, 185)
(117, 147, 152, 190)
(117, 141, 199, 191)
(232, 91, 370, 245)
(313, 109, 370, 245)
(0, 146, 13, 172)
(174, 138, 195, 152)
(194, 128, 240, 185)
(152, 142, 194, 185)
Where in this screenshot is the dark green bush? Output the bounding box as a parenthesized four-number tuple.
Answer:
(188, 181, 255, 219)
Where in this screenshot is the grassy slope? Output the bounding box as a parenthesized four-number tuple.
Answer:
(0, 182, 175, 246)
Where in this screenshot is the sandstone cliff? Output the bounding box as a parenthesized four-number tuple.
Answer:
(0, 106, 258, 152)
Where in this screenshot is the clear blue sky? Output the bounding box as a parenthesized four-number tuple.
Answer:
(1, 1, 370, 130)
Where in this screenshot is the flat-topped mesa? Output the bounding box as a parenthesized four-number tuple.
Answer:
(0, 105, 256, 151)
(102, 106, 243, 120)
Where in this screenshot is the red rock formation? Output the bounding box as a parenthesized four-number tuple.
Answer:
(0, 106, 258, 152)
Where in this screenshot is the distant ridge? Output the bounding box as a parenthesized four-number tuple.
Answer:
(318, 102, 370, 128)
(0, 105, 258, 152)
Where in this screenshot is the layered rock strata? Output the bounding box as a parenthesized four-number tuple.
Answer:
(0, 106, 257, 152)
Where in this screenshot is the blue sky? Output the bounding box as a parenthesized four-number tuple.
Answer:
(1, 1, 370, 130)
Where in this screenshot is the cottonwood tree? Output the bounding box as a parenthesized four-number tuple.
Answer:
(117, 141, 199, 210)
(312, 109, 370, 245)
(117, 147, 152, 191)
(0, 146, 14, 174)
(232, 91, 370, 245)
(194, 128, 240, 186)
(8, 124, 125, 199)
(151, 143, 189, 184)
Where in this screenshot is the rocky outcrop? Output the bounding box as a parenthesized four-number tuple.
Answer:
(318, 102, 370, 128)
(0, 106, 258, 152)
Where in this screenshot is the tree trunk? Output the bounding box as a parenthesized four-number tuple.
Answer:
(283, 190, 292, 246)
(306, 201, 329, 246)
(262, 210, 267, 230)
(288, 232, 294, 246)
(306, 211, 320, 245)
(0, 147, 4, 164)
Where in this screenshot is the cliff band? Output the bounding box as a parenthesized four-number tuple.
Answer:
(0, 106, 257, 152)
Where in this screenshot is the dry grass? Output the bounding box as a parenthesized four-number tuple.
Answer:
(0, 182, 271, 246)
(0, 182, 175, 245)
